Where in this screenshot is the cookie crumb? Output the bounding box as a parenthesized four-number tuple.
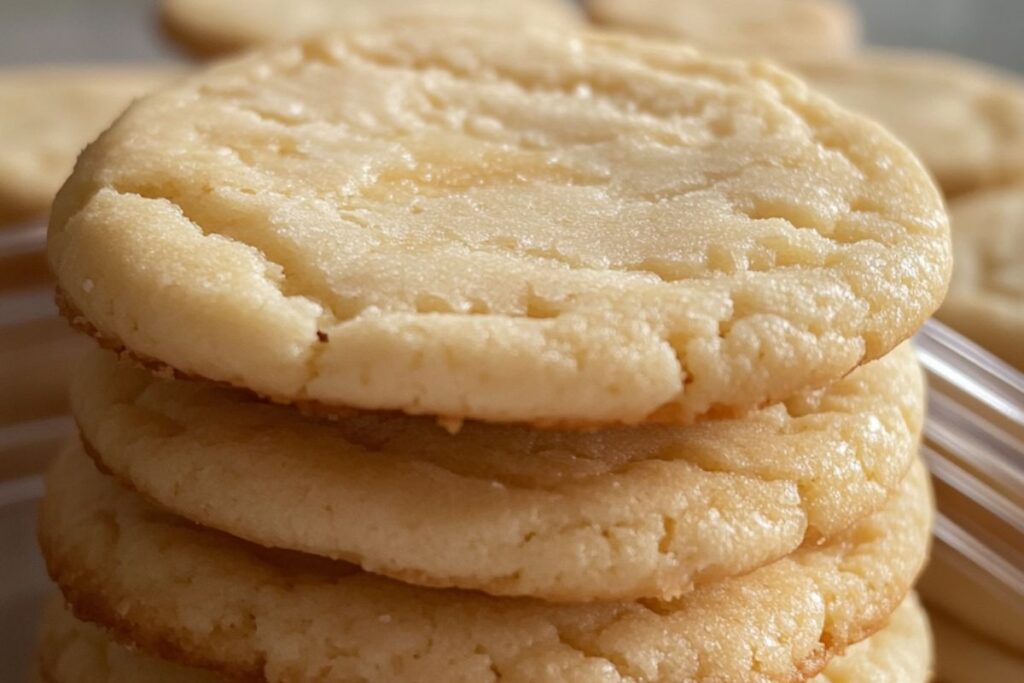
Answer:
(437, 416, 464, 435)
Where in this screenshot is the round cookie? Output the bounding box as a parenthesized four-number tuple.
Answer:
(40, 442, 933, 683)
(797, 51, 1024, 197)
(36, 595, 933, 683)
(0, 67, 179, 225)
(48, 21, 951, 426)
(161, 0, 582, 58)
(37, 598, 220, 683)
(72, 343, 924, 602)
(585, 0, 860, 61)
(808, 593, 931, 683)
(934, 186, 1024, 370)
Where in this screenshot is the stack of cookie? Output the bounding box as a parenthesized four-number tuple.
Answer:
(38, 20, 951, 683)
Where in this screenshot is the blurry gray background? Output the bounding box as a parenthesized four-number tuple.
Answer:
(0, 0, 1022, 73)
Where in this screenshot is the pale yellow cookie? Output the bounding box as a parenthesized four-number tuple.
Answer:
(797, 51, 1024, 197)
(36, 594, 933, 683)
(48, 21, 951, 426)
(933, 186, 1024, 370)
(37, 598, 220, 683)
(72, 343, 923, 602)
(39, 442, 932, 683)
(808, 593, 931, 683)
(928, 608, 1024, 683)
(585, 0, 860, 60)
(0, 67, 179, 225)
(161, 0, 582, 57)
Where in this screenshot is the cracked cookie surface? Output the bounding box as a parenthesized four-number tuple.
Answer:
(40, 442, 932, 683)
(48, 21, 950, 426)
(36, 593, 932, 683)
(797, 50, 1024, 197)
(935, 186, 1024, 370)
(0, 67, 178, 225)
(585, 0, 860, 61)
(161, 0, 581, 57)
(73, 343, 923, 601)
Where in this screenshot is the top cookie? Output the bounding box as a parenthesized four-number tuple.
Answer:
(48, 21, 951, 426)
(161, 0, 582, 57)
(798, 51, 1024, 197)
(935, 186, 1024, 369)
(0, 67, 178, 225)
(585, 0, 860, 60)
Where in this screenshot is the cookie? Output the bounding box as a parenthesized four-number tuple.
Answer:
(585, 0, 859, 60)
(37, 598, 220, 683)
(48, 21, 951, 426)
(72, 342, 924, 602)
(797, 51, 1024, 197)
(36, 594, 933, 683)
(928, 608, 1024, 683)
(808, 593, 931, 683)
(39, 442, 932, 683)
(932, 187, 1024, 370)
(0, 67, 179, 225)
(161, 0, 582, 57)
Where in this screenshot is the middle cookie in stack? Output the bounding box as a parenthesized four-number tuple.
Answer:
(71, 342, 924, 603)
(42, 18, 950, 682)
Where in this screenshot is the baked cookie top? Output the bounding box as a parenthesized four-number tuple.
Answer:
(0, 67, 178, 225)
(48, 21, 950, 425)
(935, 186, 1024, 369)
(161, 0, 581, 57)
(798, 51, 1024, 197)
(36, 592, 932, 683)
(40, 443, 932, 683)
(73, 343, 923, 602)
(585, 0, 860, 60)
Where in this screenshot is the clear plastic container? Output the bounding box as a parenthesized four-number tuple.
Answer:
(914, 320, 1024, 680)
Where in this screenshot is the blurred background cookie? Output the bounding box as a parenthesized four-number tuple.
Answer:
(0, 66, 178, 225)
(797, 50, 1024, 197)
(935, 186, 1024, 369)
(585, 0, 860, 60)
(160, 0, 582, 57)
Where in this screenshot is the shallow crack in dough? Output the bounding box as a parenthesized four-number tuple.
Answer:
(35, 594, 933, 682)
(48, 21, 950, 425)
(39, 443, 933, 683)
(71, 343, 922, 601)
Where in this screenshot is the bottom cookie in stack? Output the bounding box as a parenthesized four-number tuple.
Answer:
(36, 593, 933, 683)
(39, 441, 932, 683)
